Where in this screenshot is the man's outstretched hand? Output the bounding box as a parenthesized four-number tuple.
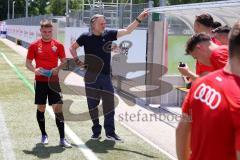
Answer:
(137, 10, 149, 21)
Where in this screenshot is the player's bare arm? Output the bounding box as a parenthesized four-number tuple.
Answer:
(178, 65, 199, 81)
(176, 113, 191, 160)
(25, 59, 41, 76)
(237, 151, 240, 160)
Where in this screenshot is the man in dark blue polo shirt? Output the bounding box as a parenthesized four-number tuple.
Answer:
(70, 10, 148, 142)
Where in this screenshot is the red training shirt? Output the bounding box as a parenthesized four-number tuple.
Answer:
(209, 45, 228, 70)
(27, 39, 66, 81)
(182, 69, 240, 160)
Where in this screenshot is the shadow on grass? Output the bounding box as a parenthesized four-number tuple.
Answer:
(23, 143, 65, 159)
(73, 139, 158, 159)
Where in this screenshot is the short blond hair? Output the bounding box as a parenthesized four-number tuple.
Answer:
(40, 19, 53, 28)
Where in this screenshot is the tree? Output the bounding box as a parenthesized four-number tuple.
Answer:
(0, 0, 8, 20)
(0, 0, 25, 19)
(14, 0, 42, 18)
(36, 0, 49, 15)
(14, 0, 25, 18)
(71, 0, 84, 11)
(0, 0, 50, 19)
(47, 0, 66, 16)
(28, 0, 39, 16)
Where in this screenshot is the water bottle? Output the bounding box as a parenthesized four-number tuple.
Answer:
(179, 62, 191, 89)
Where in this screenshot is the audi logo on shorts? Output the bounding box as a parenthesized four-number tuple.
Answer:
(193, 83, 221, 110)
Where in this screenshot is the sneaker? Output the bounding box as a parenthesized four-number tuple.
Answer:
(59, 138, 72, 148)
(106, 133, 123, 142)
(91, 134, 101, 140)
(41, 135, 48, 145)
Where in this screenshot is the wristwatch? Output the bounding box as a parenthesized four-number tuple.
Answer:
(135, 18, 142, 23)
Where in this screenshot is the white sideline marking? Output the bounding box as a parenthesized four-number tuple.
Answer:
(46, 107, 100, 160)
(115, 94, 177, 160)
(0, 104, 16, 160)
(118, 120, 177, 160)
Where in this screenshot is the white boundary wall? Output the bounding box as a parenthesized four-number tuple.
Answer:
(64, 27, 147, 60)
(7, 25, 41, 43)
(6, 25, 148, 63)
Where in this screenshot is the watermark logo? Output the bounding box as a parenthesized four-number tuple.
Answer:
(118, 109, 191, 123)
(48, 40, 173, 121)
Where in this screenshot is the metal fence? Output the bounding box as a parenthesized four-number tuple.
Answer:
(68, 3, 149, 28)
(68, 2, 191, 34)
(5, 15, 65, 26)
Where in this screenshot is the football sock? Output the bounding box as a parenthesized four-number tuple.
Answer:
(36, 110, 47, 136)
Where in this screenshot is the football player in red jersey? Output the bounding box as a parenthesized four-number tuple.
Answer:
(26, 19, 71, 147)
(178, 14, 222, 81)
(185, 33, 228, 70)
(178, 33, 228, 81)
(212, 25, 231, 45)
(176, 21, 240, 160)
